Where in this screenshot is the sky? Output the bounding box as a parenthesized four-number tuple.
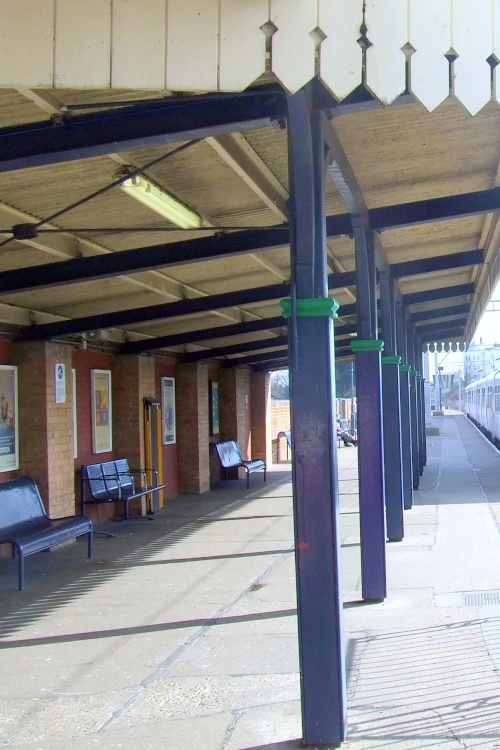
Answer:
(429, 279, 500, 377)
(471, 278, 500, 346)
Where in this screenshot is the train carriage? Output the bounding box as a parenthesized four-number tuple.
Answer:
(465, 370, 500, 446)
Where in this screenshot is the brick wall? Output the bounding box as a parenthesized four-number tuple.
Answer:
(72, 350, 114, 467)
(156, 359, 178, 497)
(13, 341, 74, 517)
(271, 399, 291, 463)
(251, 371, 271, 463)
(177, 362, 210, 493)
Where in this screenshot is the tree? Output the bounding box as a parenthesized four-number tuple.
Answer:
(335, 360, 356, 399)
(270, 370, 289, 399)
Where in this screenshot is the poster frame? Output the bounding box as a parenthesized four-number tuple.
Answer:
(91, 369, 112, 454)
(0, 364, 18, 473)
(161, 376, 176, 445)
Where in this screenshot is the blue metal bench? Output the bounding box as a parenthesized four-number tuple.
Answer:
(0, 476, 93, 590)
(213, 440, 266, 489)
(81, 458, 164, 520)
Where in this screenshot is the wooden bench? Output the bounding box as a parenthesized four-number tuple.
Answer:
(277, 430, 292, 462)
(81, 458, 165, 521)
(0, 476, 93, 590)
(213, 440, 266, 489)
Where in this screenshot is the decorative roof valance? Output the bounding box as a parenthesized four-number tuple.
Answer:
(0, 0, 498, 115)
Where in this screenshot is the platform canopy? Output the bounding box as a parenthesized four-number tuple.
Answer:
(0, 0, 498, 366)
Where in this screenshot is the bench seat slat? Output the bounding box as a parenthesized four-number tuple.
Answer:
(0, 476, 93, 590)
(213, 440, 266, 489)
(81, 458, 165, 520)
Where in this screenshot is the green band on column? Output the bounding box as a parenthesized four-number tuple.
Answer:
(280, 298, 339, 318)
(409, 368, 417, 377)
(381, 355, 402, 365)
(351, 339, 384, 352)
(399, 364, 411, 373)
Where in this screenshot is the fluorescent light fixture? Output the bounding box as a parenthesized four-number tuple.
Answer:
(119, 174, 202, 229)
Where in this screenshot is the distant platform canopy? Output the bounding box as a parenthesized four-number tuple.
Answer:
(0, 0, 499, 116)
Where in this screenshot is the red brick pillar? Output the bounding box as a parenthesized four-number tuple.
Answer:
(113, 354, 156, 467)
(219, 368, 251, 450)
(251, 370, 271, 464)
(13, 341, 75, 516)
(218, 368, 251, 481)
(177, 362, 210, 493)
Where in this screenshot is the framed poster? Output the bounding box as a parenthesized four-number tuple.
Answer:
(161, 377, 176, 444)
(0, 365, 18, 473)
(209, 380, 220, 436)
(91, 369, 112, 453)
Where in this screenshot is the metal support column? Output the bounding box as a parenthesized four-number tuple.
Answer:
(412, 336, 425, 475)
(416, 341, 427, 468)
(352, 221, 387, 601)
(395, 301, 413, 510)
(283, 92, 346, 746)
(407, 322, 420, 490)
(379, 271, 404, 541)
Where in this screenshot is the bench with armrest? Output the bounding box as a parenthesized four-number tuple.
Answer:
(213, 440, 266, 489)
(81, 458, 165, 521)
(0, 476, 93, 590)
(276, 430, 292, 462)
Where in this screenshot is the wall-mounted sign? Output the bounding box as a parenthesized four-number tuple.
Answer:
(91, 369, 112, 453)
(55, 363, 66, 403)
(0, 365, 18, 473)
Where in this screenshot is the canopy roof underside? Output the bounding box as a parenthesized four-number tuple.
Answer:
(0, 1, 499, 366)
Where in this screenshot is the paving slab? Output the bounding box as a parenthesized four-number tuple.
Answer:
(3, 420, 500, 748)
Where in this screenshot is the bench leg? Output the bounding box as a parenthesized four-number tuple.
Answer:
(246, 469, 250, 490)
(17, 549, 25, 591)
(263, 466, 266, 483)
(87, 529, 93, 558)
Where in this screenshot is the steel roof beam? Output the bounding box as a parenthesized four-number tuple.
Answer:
(390, 249, 483, 279)
(22, 271, 354, 339)
(0, 89, 290, 173)
(224, 350, 289, 367)
(403, 283, 474, 306)
(0, 233, 485, 300)
(183, 335, 288, 363)
(419, 327, 466, 343)
(411, 303, 470, 322)
(0, 227, 290, 295)
(252, 359, 289, 371)
(22, 278, 473, 341)
(416, 317, 467, 334)
(122, 315, 287, 353)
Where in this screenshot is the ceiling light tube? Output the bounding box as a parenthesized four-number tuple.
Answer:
(119, 174, 202, 229)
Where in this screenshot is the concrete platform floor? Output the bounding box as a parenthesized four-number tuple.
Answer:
(2, 414, 500, 749)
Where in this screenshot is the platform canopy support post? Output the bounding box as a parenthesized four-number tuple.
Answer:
(352, 222, 387, 602)
(407, 322, 421, 489)
(396, 301, 414, 509)
(283, 90, 347, 746)
(380, 271, 404, 542)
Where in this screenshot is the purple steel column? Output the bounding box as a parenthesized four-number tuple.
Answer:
(379, 272, 404, 541)
(407, 328, 420, 490)
(419, 373, 427, 466)
(284, 92, 347, 745)
(395, 301, 413, 509)
(381, 357, 404, 540)
(352, 220, 387, 601)
(399, 366, 414, 509)
(352, 340, 387, 599)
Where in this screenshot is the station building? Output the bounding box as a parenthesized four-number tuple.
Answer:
(1, 1, 500, 744)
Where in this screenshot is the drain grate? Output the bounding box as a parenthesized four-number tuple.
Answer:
(464, 591, 500, 606)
